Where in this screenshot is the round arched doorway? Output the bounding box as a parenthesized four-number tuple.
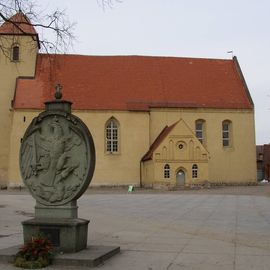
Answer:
(176, 169, 185, 187)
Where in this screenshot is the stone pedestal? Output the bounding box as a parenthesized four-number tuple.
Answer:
(35, 201, 78, 219)
(22, 218, 89, 253)
(22, 200, 89, 252)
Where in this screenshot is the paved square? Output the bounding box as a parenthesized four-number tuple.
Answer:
(0, 188, 270, 269)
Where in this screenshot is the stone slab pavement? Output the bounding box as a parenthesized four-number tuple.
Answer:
(0, 187, 270, 269)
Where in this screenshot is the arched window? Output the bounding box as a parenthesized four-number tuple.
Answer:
(164, 164, 170, 179)
(12, 45, 20, 61)
(195, 119, 205, 145)
(192, 164, 198, 178)
(105, 118, 119, 153)
(222, 120, 232, 147)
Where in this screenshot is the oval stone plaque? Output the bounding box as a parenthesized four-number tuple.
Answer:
(20, 110, 95, 206)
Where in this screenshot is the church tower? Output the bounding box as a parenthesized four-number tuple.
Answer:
(0, 12, 39, 186)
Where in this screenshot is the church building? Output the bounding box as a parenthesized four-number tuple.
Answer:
(0, 13, 257, 188)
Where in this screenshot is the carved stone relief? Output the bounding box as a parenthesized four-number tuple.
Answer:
(20, 111, 95, 206)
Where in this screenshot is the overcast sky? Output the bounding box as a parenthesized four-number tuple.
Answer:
(39, 0, 270, 144)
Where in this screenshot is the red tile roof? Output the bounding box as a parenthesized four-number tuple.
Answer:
(0, 12, 37, 35)
(141, 121, 179, 161)
(13, 54, 253, 110)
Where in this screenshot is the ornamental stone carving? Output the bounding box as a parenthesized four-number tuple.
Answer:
(19, 85, 95, 206)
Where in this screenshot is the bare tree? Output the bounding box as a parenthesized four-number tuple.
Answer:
(0, 0, 75, 56)
(0, 0, 123, 59)
(97, 0, 123, 10)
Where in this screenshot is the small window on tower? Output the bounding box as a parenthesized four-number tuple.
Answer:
(12, 45, 20, 61)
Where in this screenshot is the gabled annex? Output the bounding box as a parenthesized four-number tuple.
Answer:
(142, 119, 209, 188)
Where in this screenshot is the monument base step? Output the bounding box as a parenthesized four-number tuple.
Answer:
(22, 218, 90, 252)
(0, 245, 120, 267)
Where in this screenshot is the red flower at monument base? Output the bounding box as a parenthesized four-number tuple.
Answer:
(14, 234, 54, 268)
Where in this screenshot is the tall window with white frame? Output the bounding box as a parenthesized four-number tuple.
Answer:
(106, 118, 119, 153)
(192, 164, 198, 179)
(164, 164, 170, 179)
(195, 120, 205, 145)
(222, 120, 231, 147)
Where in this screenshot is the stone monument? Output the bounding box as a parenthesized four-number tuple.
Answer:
(19, 84, 95, 252)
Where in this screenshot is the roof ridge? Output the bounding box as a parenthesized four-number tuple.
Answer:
(37, 53, 231, 62)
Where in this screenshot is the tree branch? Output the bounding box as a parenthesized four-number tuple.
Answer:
(97, 0, 123, 10)
(0, 0, 123, 58)
(0, 0, 75, 55)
